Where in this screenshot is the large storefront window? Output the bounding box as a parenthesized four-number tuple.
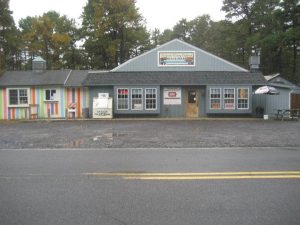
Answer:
(8, 88, 29, 106)
(210, 88, 221, 109)
(237, 88, 249, 109)
(131, 88, 143, 110)
(145, 88, 157, 110)
(115, 87, 159, 114)
(224, 88, 235, 109)
(117, 88, 129, 110)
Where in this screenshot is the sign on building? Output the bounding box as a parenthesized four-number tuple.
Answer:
(158, 51, 195, 66)
(163, 87, 182, 105)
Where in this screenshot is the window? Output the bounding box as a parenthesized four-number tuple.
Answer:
(8, 88, 29, 106)
(145, 88, 157, 110)
(237, 88, 249, 109)
(210, 88, 221, 109)
(224, 88, 235, 109)
(45, 89, 57, 101)
(188, 90, 196, 103)
(131, 88, 143, 110)
(117, 88, 129, 110)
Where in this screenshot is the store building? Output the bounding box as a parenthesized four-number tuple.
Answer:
(83, 39, 266, 118)
(0, 39, 267, 120)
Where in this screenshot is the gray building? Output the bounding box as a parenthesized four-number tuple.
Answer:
(253, 74, 300, 116)
(83, 39, 266, 118)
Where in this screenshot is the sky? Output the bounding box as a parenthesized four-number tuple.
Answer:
(9, 0, 226, 31)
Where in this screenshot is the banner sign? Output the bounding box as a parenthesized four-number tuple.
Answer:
(163, 87, 182, 105)
(158, 51, 195, 66)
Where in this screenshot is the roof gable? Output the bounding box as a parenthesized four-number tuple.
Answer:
(113, 39, 248, 72)
(266, 74, 299, 88)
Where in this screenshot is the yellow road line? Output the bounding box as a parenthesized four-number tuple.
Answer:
(124, 175, 300, 180)
(83, 171, 300, 180)
(83, 171, 300, 177)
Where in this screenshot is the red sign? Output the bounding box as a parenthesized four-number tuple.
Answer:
(168, 92, 177, 97)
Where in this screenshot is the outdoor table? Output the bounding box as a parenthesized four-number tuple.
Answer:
(273, 109, 299, 120)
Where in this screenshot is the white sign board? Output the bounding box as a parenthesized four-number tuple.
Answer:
(163, 87, 182, 105)
(93, 93, 113, 118)
(93, 108, 113, 119)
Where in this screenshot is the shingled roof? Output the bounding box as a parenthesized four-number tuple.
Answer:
(0, 70, 89, 87)
(82, 71, 266, 86)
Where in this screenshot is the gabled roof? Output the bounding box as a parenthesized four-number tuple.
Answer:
(112, 39, 249, 72)
(265, 73, 300, 89)
(0, 70, 89, 87)
(32, 56, 46, 62)
(83, 71, 266, 86)
(0, 70, 72, 87)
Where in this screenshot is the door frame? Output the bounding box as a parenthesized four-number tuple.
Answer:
(185, 87, 199, 118)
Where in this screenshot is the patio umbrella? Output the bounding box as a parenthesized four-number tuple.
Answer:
(254, 85, 279, 95)
(254, 85, 280, 119)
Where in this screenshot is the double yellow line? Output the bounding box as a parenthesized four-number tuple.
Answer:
(83, 171, 300, 180)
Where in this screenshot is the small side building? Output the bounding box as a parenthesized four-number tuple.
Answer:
(0, 57, 89, 120)
(253, 74, 300, 116)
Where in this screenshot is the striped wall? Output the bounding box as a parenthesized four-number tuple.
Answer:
(0, 87, 89, 120)
(65, 87, 89, 118)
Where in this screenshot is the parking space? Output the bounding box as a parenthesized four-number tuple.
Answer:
(0, 119, 299, 149)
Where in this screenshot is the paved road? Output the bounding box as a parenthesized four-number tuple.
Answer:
(1, 147, 300, 225)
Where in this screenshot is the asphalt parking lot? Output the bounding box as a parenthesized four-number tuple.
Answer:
(0, 119, 299, 149)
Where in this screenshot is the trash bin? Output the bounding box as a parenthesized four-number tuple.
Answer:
(82, 108, 89, 118)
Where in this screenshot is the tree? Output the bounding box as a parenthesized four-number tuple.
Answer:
(19, 11, 77, 69)
(0, 0, 18, 72)
(172, 18, 191, 42)
(222, 0, 282, 71)
(81, 0, 150, 69)
(277, 0, 300, 81)
(189, 15, 212, 48)
(158, 29, 173, 45)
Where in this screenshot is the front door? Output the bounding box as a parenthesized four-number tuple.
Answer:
(291, 94, 300, 110)
(185, 89, 199, 118)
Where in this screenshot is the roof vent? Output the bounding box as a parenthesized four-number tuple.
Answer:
(32, 56, 46, 73)
(249, 56, 260, 72)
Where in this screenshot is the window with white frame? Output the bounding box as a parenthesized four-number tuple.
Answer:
(145, 88, 157, 110)
(210, 88, 221, 109)
(224, 88, 235, 109)
(8, 88, 29, 106)
(117, 88, 129, 110)
(45, 89, 57, 101)
(131, 88, 143, 110)
(237, 88, 249, 109)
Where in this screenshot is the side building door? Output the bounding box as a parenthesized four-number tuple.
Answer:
(291, 93, 300, 110)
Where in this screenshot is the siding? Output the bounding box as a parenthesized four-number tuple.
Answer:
(65, 87, 89, 118)
(114, 39, 247, 72)
(0, 87, 89, 120)
(252, 87, 290, 115)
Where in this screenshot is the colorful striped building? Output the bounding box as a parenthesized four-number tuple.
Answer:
(0, 58, 89, 120)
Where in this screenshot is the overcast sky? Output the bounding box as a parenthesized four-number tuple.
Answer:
(10, 0, 225, 31)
